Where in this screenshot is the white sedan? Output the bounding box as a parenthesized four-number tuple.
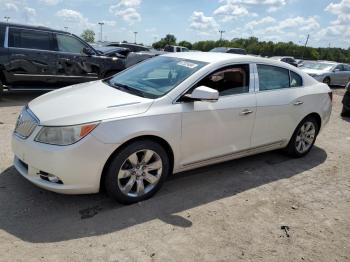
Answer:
(12, 52, 332, 204)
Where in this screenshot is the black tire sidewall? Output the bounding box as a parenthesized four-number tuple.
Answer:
(104, 140, 170, 204)
(323, 77, 331, 86)
(286, 116, 319, 158)
(0, 81, 3, 99)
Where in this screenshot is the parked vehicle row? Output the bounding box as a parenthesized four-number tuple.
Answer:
(12, 52, 332, 204)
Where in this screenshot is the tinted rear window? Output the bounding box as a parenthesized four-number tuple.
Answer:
(8, 28, 53, 51)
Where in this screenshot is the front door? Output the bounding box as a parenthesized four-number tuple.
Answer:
(180, 64, 256, 166)
(53, 33, 100, 86)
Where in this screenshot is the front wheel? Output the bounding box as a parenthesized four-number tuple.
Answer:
(323, 77, 331, 86)
(285, 116, 319, 158)
(104, 140, 170, 204)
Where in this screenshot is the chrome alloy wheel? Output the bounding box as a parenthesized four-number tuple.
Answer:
(295, 121, 316, 154)
(117, 150, 163, 198)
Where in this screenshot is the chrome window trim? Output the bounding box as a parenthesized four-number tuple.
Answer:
(7, 26, 55, 52)
(255, 63, 304, 93)
(54, 32, 96, 56)
(6, 26, 97, 56)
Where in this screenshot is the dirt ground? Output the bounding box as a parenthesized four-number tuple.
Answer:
(0, 89, 349, 262)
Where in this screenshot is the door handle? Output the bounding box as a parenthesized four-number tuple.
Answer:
(293, 101, 304, 106)
(240, 109, 253, 115)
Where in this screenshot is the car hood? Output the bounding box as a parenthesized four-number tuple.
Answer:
(28, 81, 153, 126)
(300, 68, 328, 75)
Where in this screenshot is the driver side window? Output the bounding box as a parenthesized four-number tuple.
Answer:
(56, 34, 87, 54)
(195, 64, 250, 96)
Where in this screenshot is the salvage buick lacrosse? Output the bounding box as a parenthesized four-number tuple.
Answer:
(12, 52, 332, 204)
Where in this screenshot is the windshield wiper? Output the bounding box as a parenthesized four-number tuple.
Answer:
(110, 82, 147, 98)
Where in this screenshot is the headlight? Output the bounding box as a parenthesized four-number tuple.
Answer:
(35, 122, 99, 146)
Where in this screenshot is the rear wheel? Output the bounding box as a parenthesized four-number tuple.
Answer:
(286, 116, 319, 158)
(104, 140, 170, 204)
(323, 77, 331, 86)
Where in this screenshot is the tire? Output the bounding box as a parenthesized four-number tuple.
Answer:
(323, 77, 331, 86)
(285, 116, 319, 158)
(341, 107, 350, 117)
(0, 81, 3, 100)
(104, 140, 170, 204)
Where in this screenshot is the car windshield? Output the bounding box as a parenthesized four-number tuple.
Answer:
(105, 56, 207, 99)
(300, 63, 334, 71)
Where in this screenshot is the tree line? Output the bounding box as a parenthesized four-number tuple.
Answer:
(152, 34, 350, 63)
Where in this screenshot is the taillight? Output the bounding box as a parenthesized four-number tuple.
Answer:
(328, 91, 333, 102)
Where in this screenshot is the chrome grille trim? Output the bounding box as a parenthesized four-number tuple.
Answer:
(14, 106, 39, 139)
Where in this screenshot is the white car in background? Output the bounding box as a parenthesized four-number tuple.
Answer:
(12, 53, 332, 204)
(300, 61, 350, 86)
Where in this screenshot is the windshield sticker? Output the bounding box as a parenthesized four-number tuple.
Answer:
(177, 61, 199, 69)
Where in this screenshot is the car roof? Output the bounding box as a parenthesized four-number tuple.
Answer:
(162, 52, 284, 65)
(0, 22, 67, 34)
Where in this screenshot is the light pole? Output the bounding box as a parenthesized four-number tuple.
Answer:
(301, 34, 310, 60)
(98, 22, 105, 42)
(219, 30, 225, 41)
(134, 31, 138, 44)
(4, 16, 10, 23)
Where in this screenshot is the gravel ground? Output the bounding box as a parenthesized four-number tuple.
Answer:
(0, 89, 349, 262)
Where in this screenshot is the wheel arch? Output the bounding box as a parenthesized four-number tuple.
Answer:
(306, 112, 322, 134)
(99, 135, 175, 191)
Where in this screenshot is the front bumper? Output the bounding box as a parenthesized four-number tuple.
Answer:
(12, 129, 119, 194)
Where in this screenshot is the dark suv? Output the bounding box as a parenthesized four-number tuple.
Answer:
(0, 22, 125, 95)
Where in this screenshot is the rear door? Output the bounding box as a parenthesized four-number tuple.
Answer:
(4, 27, 57, 88)
(53, 33, 100, 86)
(252, 64, 305, 147)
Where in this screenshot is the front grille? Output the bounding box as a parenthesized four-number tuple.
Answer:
(14, 106, 39, 139)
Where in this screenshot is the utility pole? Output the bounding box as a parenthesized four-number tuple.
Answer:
(4, 16, 10, 23)
(134, 32, 138, 44)
(98, 22, 104, 42)
(219, 30, 225, 41)
(301, 34, 310, 60)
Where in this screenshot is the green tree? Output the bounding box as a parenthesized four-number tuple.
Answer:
(152, 34, 177, 49)
(178, 40, 192, 50)
(81, 29, 95, 43)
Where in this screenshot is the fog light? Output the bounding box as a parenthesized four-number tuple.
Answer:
(38, 171, 63, 184)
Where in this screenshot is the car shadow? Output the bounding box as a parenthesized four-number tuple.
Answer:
(0, 91, 49, 107)
(0, 146, 327, 243)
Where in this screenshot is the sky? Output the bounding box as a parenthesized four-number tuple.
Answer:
(0, 0, 349, 48)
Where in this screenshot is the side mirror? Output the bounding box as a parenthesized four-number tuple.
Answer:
(333, 68, 340, 73)
(189, 86, 219, 102)
(82, 47, 95, 56)
(114, 53, 126, 59)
